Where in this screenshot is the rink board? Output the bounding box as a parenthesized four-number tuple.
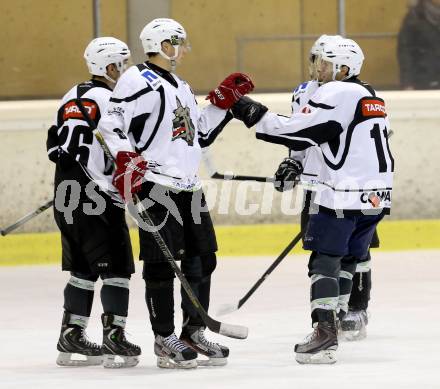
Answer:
(0, 219, 439, 266)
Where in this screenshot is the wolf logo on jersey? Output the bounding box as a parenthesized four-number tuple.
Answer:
(172, 96, 195, 146)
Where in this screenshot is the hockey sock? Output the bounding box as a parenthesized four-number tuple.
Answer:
(144, 262, 176, 337)
(63, 275, 95, 318)
(198, 253, 216, 315)
(181, 279, 202, 327)
(349, 269, 371, 311)
(310, 274, 339, 323)
(181, 255, 216, 328)
(312, 308, 337, 324)
(102, 313, 127, 328)
(197, 275, 211, 315)
(308, 252, 341, 323)
(181, 275, 211, 328)
(145, 279, 175, 336)
(338, 271, 353, 318)
(338, 256, 357, 317)
(181, 256, 202, 326)
(101, 277, 130, 317)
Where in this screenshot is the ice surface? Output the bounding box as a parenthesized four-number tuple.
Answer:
(1, 250, 439, 389)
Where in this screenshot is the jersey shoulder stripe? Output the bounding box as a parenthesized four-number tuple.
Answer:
(109, 84, 153, 103)
(322, 96, 387, 170)
(77, 80, 112, 97)
(308, 100, 335, 110)
(134, 85, 166, 154)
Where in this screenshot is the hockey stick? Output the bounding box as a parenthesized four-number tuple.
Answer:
(202, 148, 274, 182)
(1, 199, 54, 236)
(211, 171, 274, 183)
(75, 99, 248, 339)
(217, 230, 302, 316)
(214, 130, 395, 315)
(203, 130, 395, 183)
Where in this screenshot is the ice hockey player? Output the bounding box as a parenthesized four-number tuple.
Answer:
(46, 37, 141, 368)
(230, 37, 394, 364)
(97, 18, 254, 368)
(274, 34, 379, 341)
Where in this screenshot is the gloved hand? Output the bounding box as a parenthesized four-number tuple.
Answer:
(206, 72, 254, 110)
(231, 96, 268, 128)
(274, 157, 303, 192)
(112, 151, 148, 200)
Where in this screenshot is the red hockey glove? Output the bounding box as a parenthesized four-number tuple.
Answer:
(206, 72, 255, 110)
(112, 151, 148, 201)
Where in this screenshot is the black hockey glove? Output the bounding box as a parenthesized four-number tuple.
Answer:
(274, 157, 303, 192)
(231, 96, 268, 128)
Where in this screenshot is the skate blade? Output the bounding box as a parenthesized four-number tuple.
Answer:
(56, 352, 103, 367)
(295, 350, 337, 365)
(197, 357, 227, 367)
(103, 354, 139, 368)
(157, 356, 197, 369)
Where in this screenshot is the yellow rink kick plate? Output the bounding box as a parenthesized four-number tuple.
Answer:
(0, 219, 439, 266)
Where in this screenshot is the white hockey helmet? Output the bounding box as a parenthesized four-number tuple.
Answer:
(309, 34, 343, 62)
(309, 34, 343, 80)
(84, 37, 131, 82)
(320, 38, 365, 80)
(139, 18, 188, 63)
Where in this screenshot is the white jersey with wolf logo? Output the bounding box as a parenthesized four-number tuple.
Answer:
(256, 80, 394, 214)
(98, 62, 232, 191)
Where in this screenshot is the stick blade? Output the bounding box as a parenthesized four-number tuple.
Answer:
(204, 314, 248, 339)
(216, 303, 239, 316)
(219, 323, 248, 339)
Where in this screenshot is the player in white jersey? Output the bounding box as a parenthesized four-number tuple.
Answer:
(97, 18, 254, 369)
(230, 38, 394, 364)
(46, 37, 141, 368)
(275, 35, 379, 341)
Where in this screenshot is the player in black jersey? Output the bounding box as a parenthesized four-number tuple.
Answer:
(46, 37, 141, 368)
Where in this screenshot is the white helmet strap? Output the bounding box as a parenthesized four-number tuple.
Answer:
(103, 73, 117, 84)
(331, 63, 351, 81)
(158, 44, 180, 71)
(332, 63, 339, 81)
(102, 61, 126, 84)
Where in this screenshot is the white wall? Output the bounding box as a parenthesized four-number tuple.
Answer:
(1, 91, 439, 233)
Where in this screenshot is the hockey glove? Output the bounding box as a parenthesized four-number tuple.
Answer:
(274, 157, 303, 192)
(112, 151, 148, 201)
(231, 96, 268, 128)
(206, 72, 254, 110)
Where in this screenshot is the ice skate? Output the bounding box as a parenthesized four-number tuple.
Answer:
(154, 333, 198, 369)
(180, 325, 229, 366)
(294, 311, 338, 365)
(101, 314, 141, 368)
(340, 309, 368, 341)
(56, 312, 103, 366)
